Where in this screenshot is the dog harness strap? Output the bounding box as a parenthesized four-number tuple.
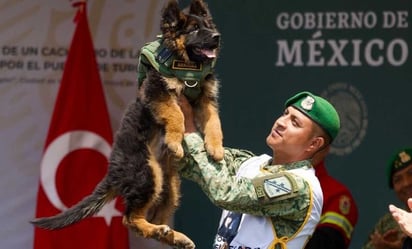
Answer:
(138, 37, 215, 99)
(138, 38, 175, 83)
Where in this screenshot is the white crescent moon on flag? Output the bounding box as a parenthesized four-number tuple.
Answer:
(40, 130, 111, 211)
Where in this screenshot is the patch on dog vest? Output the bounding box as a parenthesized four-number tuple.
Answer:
(172, 60, 202, 71)
(253, 172, 298, 202)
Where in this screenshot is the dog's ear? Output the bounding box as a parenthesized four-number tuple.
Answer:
(161, 0, 185, 35)
(188, 0, 210, 17)
(188, 0, 216, 28)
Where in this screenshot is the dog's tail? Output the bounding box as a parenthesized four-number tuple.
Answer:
(30, 177, 116, 230)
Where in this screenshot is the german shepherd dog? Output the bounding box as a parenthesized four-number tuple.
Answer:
(31, 0, 223, 248)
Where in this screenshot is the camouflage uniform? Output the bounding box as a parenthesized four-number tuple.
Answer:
(362, 212, 406, 249)
(179, 133, 323, 249)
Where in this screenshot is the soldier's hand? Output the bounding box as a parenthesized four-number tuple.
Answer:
(370, 229, 404, 249)
(389, 199, 412, 238)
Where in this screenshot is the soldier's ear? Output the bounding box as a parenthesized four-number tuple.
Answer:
(308, 136, 326, 153)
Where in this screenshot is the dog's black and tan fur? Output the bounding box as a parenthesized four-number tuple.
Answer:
(30, 1, 223, 248)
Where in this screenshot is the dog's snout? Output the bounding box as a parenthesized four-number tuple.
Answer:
(212, 33, 220, 43)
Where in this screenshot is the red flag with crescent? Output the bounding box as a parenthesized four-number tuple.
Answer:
(33, 2, 129, 249)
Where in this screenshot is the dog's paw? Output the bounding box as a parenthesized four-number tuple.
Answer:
(155, 227, 195, 249)
(167, 142, 184, 159)
(154, 225, 173, 238)
(172, 231, 196, 249)
(173, 241, 196, 249)
(122, 216, 130, 226)
(204, 132, 224, 161)
(205, 144, 224, 161)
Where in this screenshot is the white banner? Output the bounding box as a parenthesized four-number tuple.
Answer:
(0, 0, 170, 248)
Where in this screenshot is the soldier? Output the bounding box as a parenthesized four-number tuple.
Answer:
(178, 91, 340, 249)
(362, 148, 412, 249)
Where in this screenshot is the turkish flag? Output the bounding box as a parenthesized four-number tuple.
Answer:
(32, 2, 129, 249)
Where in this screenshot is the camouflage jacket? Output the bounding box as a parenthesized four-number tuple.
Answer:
(179, 133, 323, 242)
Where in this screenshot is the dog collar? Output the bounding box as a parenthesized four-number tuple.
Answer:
(137, 37, 216, 100)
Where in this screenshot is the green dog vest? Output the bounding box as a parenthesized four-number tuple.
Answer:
(137, 36, 216, 100)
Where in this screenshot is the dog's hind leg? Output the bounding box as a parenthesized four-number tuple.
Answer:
(150, 158, 181, 225)
(122, 147, 194, 248)
(124, 212, 170, 238)
(125, 211, 195, 249)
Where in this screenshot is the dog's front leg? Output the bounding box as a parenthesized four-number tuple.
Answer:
(196, 96, 224, 161)
(151, 96, 185, 159)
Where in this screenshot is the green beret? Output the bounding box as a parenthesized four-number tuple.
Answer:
(285, 91, 340, 141)
(387, 148, 412, 188)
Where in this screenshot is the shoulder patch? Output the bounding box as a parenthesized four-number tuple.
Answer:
(253, 172, 298, 202)
(263, 176, 293, 198)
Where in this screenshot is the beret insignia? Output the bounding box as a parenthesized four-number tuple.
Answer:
(285, 91, 340, 140)
(301, 96, 315, 111)
(398, 151, 411, 165)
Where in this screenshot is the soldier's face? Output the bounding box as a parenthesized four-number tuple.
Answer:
(266, 106, 319, 164)
(392, 164, 412, 205)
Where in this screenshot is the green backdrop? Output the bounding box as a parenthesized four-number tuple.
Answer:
(174, 1, 412, 249)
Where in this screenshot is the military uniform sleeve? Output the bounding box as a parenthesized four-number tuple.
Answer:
(178, 132, 312, 219)
(362, 213, 404, 249)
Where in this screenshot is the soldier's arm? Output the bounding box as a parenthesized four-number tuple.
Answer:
(178, 132, 312, 218)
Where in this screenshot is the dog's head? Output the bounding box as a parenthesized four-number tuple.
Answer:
(160, 0, 220, 63)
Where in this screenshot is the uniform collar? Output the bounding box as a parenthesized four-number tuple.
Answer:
(262, 159, 312, 173)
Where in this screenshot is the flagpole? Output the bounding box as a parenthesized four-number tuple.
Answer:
(71, 0, 87, 13)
